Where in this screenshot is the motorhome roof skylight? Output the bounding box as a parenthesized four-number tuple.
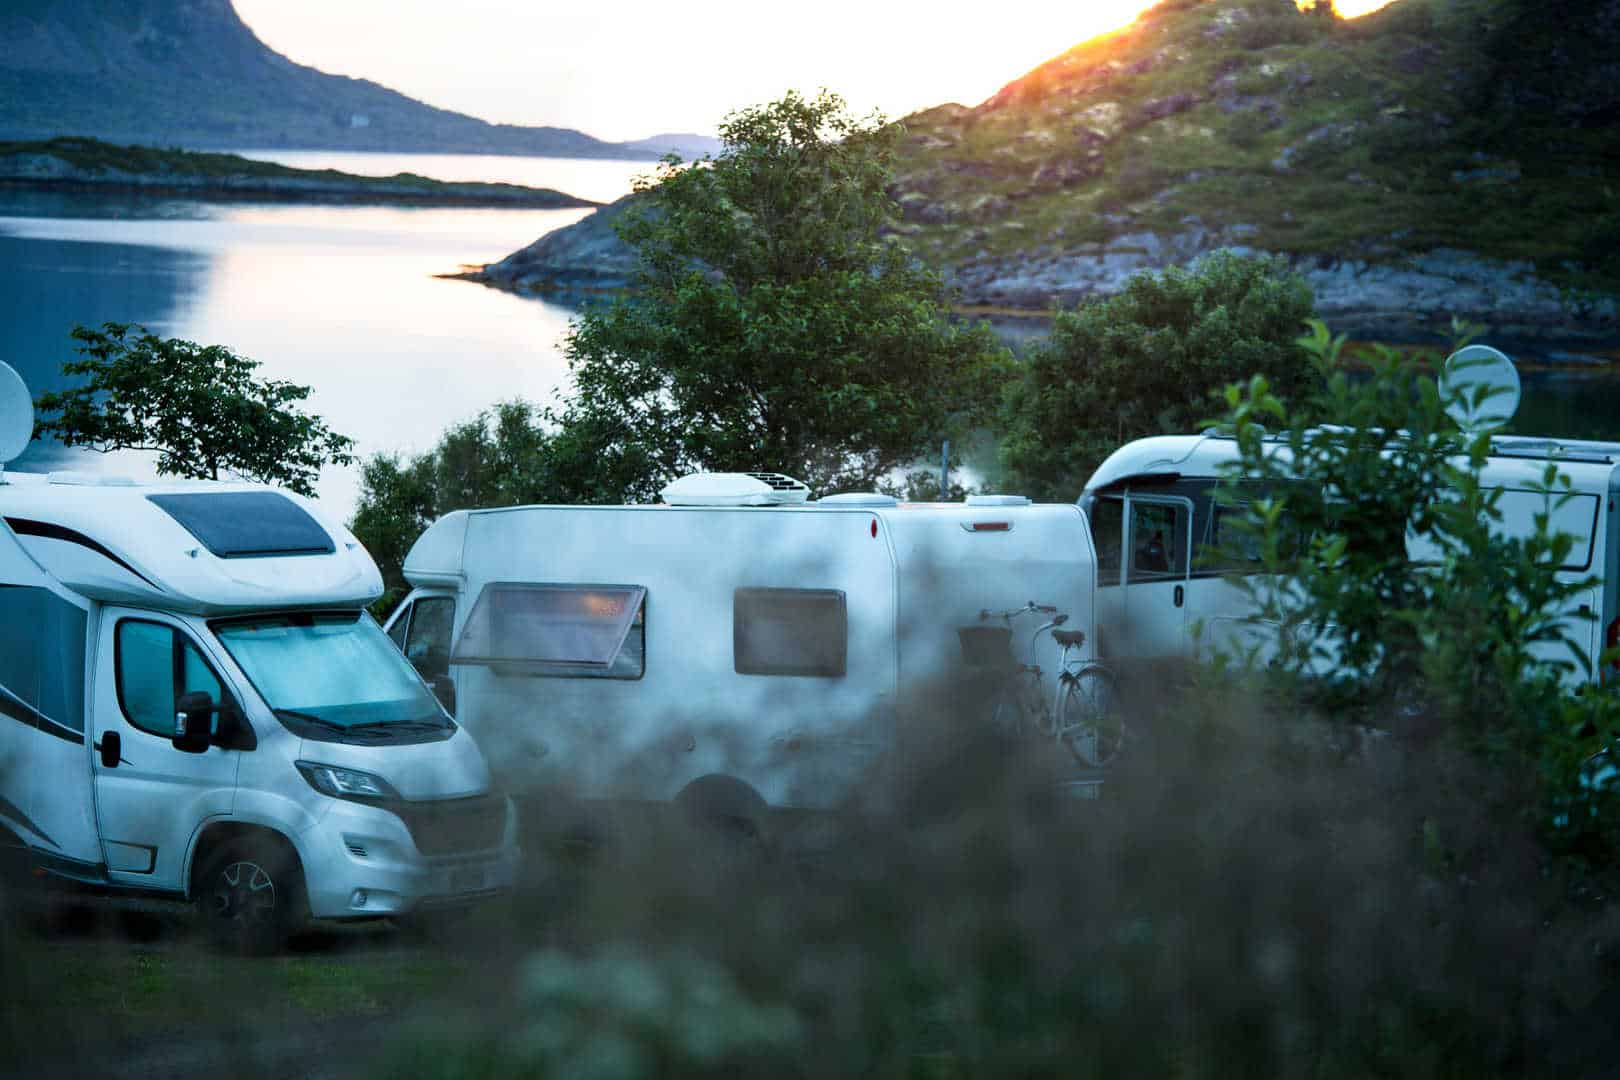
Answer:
(147, 492, 335, 559)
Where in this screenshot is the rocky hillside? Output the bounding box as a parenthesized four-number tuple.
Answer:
(481, 0, 1620, 348)
(0, 0, 664, 158)
(891, 0, 1618, 339)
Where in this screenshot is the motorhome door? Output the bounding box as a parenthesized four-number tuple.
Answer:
(90, 610, 242, 890)
(1119, 493, 1194, 662)
(0, 520, 100, 873)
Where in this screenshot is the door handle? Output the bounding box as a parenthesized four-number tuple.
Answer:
(94, 731, 130, 768)
(1174, 585, 1185, 608)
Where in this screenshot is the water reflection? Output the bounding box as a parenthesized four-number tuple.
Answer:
(0, 193, 590, 513)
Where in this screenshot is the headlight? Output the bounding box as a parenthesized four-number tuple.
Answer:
(296, 761, 399, 801)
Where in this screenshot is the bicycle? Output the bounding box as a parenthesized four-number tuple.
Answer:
(958, 602, 1124, 769)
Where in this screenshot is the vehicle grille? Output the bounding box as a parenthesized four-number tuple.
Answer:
(393, 795, 506, 856)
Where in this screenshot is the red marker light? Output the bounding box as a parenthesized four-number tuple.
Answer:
(870, 518, 878, 538)
(969, 522, 1011, 532)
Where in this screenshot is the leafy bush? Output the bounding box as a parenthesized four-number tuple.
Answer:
(999, 251, 1316, 501)
(1210, 319, 1620, 855)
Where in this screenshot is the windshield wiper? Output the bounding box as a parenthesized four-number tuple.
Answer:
(273, 708, 347, 732)
(344, 717, 452, 736)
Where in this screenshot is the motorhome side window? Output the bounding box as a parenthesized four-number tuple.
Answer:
(386, 604, 411, 649)
(1127, 501, 1188, 583)
(734, 588, 847, 678)
(0, 586, 88, 738)
(115, 620, 231, 738)
(404, 596, 456, 683)
(1090, 497, 1124, 586)
(451, 583, 646, 679)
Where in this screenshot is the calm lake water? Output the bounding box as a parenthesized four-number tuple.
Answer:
(1, 152, 1616, 519)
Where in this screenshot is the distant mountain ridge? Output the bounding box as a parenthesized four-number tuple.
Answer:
(0, 0, 687, 159)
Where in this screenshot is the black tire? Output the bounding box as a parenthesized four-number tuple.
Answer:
(196, 836, 306, 955)
(1058, 665, 1125, 768)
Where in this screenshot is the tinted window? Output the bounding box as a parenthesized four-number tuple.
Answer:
(452, 584, 646, 679)
(147, 492, 334, 559)
(735, 588, 847, 677)
(405, 597, 456, 683)
(0, 586, 87, 737)
(386, 603, 411, 649)
(1090, 497, 1124, 587)
(1127, 501, 1189, 583)
(116, 620, 232, 738)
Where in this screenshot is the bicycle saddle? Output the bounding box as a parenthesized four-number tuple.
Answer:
(1052, 629, 1087, 648)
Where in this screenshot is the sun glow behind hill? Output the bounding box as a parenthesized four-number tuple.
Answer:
(231, 0, 1400, 142)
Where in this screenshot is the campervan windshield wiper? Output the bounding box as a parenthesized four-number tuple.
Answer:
(343, 717, 452, 736)
(272, 708, 350, 733)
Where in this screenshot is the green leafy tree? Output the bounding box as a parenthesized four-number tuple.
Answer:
(351, 401, 565, 612)
(1000, 251, 1317, 501)
(34, 322, 354, 496)
(557, 89, 1011, 498)
(1212, 321, 1620, 851)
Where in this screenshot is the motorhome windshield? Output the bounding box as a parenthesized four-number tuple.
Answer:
(212, 612, 453, 744)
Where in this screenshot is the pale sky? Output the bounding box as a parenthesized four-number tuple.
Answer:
(232, 0, 1395, 143)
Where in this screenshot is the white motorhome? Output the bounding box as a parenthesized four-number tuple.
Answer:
(0, 449, 518, 949)
(1077, 431, 1620, 683)
(383, 474, 1102, 832)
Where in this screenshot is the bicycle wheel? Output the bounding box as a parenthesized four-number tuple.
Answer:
(1056, 664, 1124, 768)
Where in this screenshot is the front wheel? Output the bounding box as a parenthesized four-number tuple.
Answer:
(197, 837, 306, 955)
(1057, 665, 1124, 768)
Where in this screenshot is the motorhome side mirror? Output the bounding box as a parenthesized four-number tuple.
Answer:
(173, 691, 214, 754)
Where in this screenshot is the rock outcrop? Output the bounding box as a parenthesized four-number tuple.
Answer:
(468, 194, 644, 295)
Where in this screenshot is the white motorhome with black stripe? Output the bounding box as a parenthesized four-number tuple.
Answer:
(0, 471, 518, 950)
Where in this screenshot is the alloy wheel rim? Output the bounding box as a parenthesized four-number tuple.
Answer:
(212, 860, 277, 925)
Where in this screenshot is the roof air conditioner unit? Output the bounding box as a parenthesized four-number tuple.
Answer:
(964, 494, 1031, 507)
(660, 472, 811, 507)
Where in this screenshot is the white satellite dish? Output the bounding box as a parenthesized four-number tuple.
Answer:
(0, 361, 34, 472)
(1440, 344, 1520, 433)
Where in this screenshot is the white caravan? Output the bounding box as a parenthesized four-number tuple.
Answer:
(0, 366, 516, 950)
(1077, 431, 1620, 684)
(383, 474, 1102, 830)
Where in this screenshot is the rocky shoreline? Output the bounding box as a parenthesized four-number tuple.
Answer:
(464, 201, 1620, 362)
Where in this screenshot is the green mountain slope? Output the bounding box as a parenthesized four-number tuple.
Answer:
(0, 0, 657, 158)
(892, 0, 1619, 304)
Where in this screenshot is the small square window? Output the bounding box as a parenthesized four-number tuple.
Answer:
(734, 588, 847, 678)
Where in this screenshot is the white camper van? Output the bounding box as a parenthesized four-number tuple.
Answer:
(383, 474, 1104, 832)
(1077, 431, 1620, 684)
(0, 366, 516, 950)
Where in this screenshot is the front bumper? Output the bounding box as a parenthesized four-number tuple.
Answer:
(299, 794, 519, 919)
